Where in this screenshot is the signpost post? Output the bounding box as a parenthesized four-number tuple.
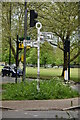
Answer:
(36, 22, 42, 92)
(23, 22, 42, 91)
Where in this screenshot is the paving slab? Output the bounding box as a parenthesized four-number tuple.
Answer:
(0, 97, 79, 111)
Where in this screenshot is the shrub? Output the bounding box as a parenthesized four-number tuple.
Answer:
(2, 79, 79, 100)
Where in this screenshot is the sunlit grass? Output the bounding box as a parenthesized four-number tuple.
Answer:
(0, 66, 3, 73)
(70, 68, 79, 82)
(26, 67, 62, 79)
(26, 67, 79, 82)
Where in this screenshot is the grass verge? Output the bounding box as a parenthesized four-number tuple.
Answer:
(2, 78, 79, 100)
(26, 67, 80, 82)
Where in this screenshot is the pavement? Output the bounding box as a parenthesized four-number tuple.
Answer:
(0, 97, 80, 111)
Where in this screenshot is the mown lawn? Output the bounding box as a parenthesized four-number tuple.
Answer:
(26, 67, 62, 79)
(26, 67, 79, 82)
(70, 68, 79, 82)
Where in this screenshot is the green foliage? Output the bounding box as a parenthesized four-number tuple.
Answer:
(26, 42, 56, 65)
(2, 79, 79, 100)
(54, 47, 63, 65)
(1, 2, 79, 66)
(26, 48, 37, 65)
(40, 42, 55, 65)
(2, 48, 15, 64)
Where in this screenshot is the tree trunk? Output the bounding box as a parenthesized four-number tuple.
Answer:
(61, 67, 65, 77)
(61, 41, 68, 77)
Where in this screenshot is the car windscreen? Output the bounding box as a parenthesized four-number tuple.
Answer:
(4, 66, 9, 69)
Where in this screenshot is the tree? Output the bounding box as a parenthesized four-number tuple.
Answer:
(26, 48, 37, 65)
(26, 42, 56, 67)
(1, 2, 80, 78)
(2, 2, 25, 64)
(40, 42, 55, 66)
(37, 2, 79, 76)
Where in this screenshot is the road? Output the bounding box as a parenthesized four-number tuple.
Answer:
(0, 76, 22, 84)
(71, 84, 80, 94)
(2, 109, 79, 119)
(0, 76, 36, 84)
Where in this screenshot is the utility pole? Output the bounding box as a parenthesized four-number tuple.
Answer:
(9, 3, 11, 66)
(23, 1, 27, 82)
(15, 35, 19, 84)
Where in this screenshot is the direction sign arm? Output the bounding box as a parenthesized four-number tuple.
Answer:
(49, 42, 64, 51)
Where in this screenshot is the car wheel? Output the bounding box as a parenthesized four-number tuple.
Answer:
(2, 72, 4, 77)
(19, 75, 21, 78)
(10, 73, 12, 77)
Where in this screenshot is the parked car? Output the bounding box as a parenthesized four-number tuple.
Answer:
(59, 66, 63, 68)
(53, 66, 58, 68)
(0, 64, 5, 66)
(1, 65, 23, 77)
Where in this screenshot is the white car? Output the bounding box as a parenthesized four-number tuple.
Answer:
(53, 66, 58, 68)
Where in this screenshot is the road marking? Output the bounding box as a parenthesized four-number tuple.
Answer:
(14, 110, 18, 112)
(24, 112, 28, 115)
(33, 114, 38, 117)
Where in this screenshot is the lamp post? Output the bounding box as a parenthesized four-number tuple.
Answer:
(9, 3, 11, 66)
(23, 1, 27, 82)
(15, 35, 19, 84)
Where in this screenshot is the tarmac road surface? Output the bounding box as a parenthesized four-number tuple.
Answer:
(2, 109, 79, 119)
(0, 76, 22, 84)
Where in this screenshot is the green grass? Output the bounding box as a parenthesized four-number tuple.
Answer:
(0, 66, 3, 75)
(70, 68, 79, 82)
(0, 66, 79, 82)
(26, 67, 62, 79)
(2, 78, 79, 100)
(26, 67, 79, 82)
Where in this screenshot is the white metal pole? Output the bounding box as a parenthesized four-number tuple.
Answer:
(36, 22, 42, 92)
(37, 28, 40, 92)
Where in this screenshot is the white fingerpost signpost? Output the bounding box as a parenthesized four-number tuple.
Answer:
(36, 22, 42, 92)
(23, 22, 42, 92)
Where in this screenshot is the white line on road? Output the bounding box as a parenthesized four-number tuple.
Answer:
(24, 112, 28, 115)
(33, 114, 38, 117)
(14, 110, 18, 112)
